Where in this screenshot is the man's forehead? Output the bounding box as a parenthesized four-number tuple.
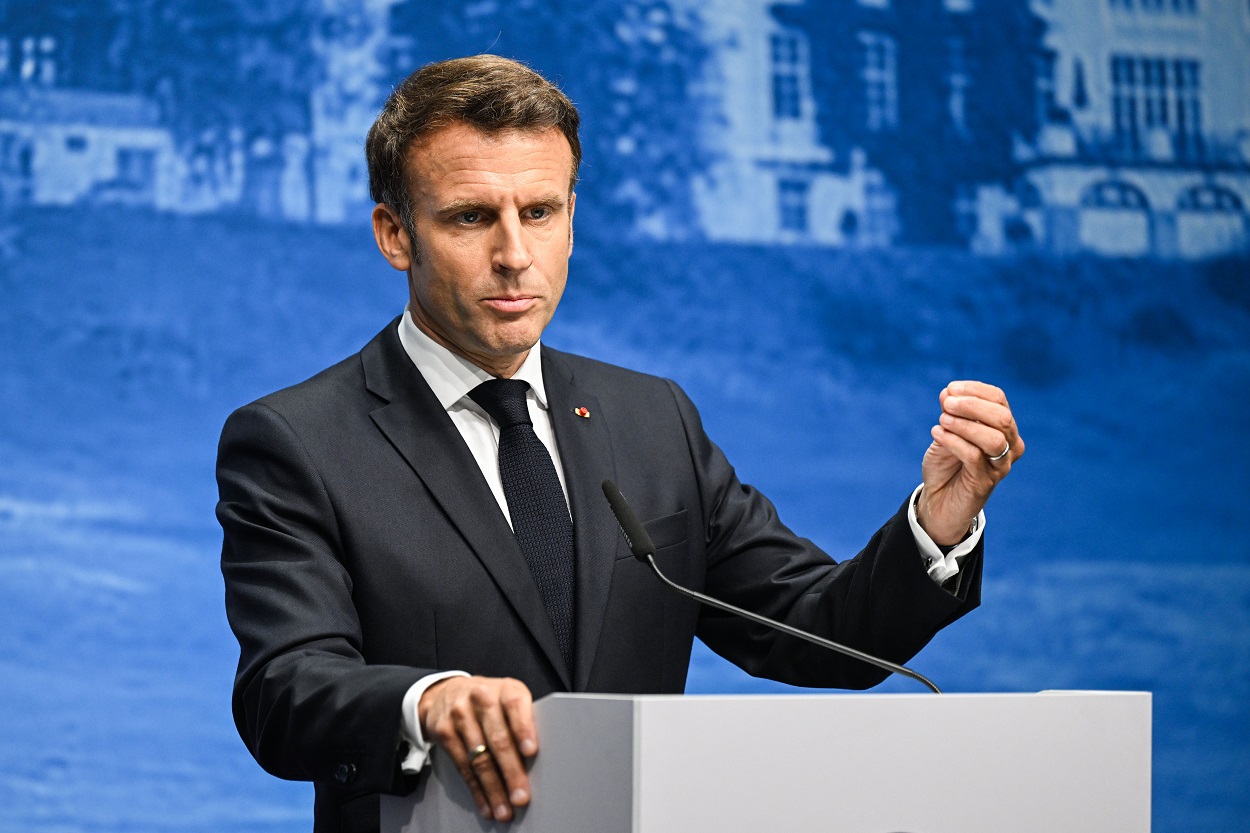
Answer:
(408, 123, 570, 165)
(404, 123, 575, 192)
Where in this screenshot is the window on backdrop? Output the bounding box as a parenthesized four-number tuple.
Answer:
(860, 31, 899, 132)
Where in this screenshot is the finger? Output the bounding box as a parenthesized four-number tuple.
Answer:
(944, 379, 1009, 407)
(931, 423, 996, 473)
(938, 416, 1017, 473)
(441, 732, 494, 819)
(937, 432, 1014, 491)
(941, 391, 1012, 424)
(462, 726, 513, 821)
(939, 411, 1010, 457)
(942, 396, 1020, 448)
(477, 688, 532, 808)
(454, 697, 513, 821)
(501, 680, 537, 758)
(423, 680, 493, 818)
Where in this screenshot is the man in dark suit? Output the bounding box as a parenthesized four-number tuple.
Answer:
(217, 55, 1023, 832)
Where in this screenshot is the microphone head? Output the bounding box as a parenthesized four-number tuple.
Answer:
(601, 480, 657, 559)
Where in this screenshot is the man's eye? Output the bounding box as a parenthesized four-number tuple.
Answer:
(457, 211, 482, 224)
(529, 207, 550, 220)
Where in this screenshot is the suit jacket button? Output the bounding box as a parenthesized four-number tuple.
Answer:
(334, 763, 357, 785)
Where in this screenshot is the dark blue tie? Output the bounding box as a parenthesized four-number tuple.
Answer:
(469, 378, 575, 675)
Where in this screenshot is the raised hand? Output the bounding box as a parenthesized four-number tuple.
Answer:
(918, 380, 1024, 546)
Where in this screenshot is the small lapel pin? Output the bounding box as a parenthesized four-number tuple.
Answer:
(573, 407, 591, 419)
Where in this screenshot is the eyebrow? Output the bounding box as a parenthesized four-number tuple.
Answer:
(437, 193, 569, 216)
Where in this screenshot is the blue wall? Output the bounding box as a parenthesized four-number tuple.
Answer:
(1, 2, 1247, 831)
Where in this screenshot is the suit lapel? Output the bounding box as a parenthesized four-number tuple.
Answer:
(542, 349, 624, 691)
(360, 322, 571, 688)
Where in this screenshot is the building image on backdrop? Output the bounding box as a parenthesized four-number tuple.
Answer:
(2, 0, 1247, 258)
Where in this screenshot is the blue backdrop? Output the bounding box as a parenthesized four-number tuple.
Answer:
(1, 1, 1248, 831)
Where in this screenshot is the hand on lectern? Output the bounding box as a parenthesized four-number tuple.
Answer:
(419, 675, 538, 822)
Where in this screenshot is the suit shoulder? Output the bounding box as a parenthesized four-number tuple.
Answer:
(232, 352, 366, 422)
(544, 347, 680, 395)
(225, 318, 402, 428)
(542, 346, 702, 432)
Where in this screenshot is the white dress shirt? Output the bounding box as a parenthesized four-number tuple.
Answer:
(393, 309, 983, 772)
(396, 310, 571, 519)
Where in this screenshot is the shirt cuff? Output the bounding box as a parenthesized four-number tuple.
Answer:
(399, 670, 471, 774)
(906, 484, 985, 585)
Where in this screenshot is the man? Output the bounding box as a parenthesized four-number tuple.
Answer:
(217, 55, 1022, 833)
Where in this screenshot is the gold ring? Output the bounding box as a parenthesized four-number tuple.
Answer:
(468, 744, 490, 762)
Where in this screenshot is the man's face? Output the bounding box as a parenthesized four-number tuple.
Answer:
(375, 122, 576, 378)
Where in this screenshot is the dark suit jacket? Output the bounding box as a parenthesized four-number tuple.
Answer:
(217, 318, 981, 832)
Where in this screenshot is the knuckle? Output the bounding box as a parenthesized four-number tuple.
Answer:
(469, 682, 498, 706)
(430, 721, 456, 744)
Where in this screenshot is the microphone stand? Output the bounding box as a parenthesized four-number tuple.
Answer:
(602, 480, 941, 694)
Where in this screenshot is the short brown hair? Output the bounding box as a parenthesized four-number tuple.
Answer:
(366, 55, 582, 227)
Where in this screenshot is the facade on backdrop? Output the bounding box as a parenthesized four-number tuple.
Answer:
(1, 0, 1247, 259)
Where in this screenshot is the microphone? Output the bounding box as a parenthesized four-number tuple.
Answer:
(601, 480, 942, 694)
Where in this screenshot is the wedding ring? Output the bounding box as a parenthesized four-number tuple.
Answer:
(987, 443, 1011, 463)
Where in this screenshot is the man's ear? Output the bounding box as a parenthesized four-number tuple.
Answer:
(372, 203, 412, 272)
(568, 191, 576, 253)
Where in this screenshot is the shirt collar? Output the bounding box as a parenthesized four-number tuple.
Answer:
(397, 308, 549, 412)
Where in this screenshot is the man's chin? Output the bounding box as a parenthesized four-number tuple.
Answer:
(482, 321, 547, 355)
(486, 340, 541, 364)
(464, 333, 544, 375)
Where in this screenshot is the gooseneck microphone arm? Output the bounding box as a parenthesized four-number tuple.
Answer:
(601, 480, 942, 695)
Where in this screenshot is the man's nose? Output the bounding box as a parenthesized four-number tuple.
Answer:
(492, 216, 532, 273)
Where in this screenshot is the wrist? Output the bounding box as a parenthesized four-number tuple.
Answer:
(417, 678, 449, 728)
(414, 672, 470, 733)
(915, 489, 975, 548)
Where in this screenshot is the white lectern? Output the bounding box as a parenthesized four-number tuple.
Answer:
(381, 691, 1151, 833)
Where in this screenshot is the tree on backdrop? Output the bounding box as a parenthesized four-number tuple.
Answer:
(387, 0, 713, 238)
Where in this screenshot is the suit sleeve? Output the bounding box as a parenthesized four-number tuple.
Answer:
(664, 380, 982, 690)
(216, 402, 429, 797)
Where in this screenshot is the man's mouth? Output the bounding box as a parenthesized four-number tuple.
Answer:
(483, 296, 537, 313)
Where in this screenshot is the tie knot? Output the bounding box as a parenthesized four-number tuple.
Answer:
(469, 378, 533, 429)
